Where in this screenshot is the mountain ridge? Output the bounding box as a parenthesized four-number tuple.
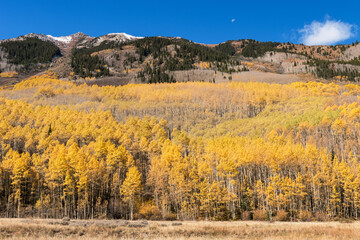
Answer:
(0, 32, 143, 54)
(1, 32, 360, 84)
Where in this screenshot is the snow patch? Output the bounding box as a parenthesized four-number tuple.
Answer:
(46, 35, 73, 43)
(107, 33, 143, 40)
(1, 32, 142, 49)
(91, 33, 143, 47)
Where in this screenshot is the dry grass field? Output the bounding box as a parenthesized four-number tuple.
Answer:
(168, 69, 304, 85)
(0, 218, 359, 240)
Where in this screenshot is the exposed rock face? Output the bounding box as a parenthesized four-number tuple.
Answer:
(342, 44, 360, 61)
(258, 52, 307, 65)
(257, 52, 314, 74)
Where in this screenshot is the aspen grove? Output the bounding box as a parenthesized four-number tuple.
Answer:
(2, 72, 360, 221)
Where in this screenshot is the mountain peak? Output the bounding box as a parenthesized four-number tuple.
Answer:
(107, 32, 142, 39)
(46, 32, 91, 43)
(46, 34, 72, 43)
(71, 32, 87, 37)
(90, 32, 143, 46)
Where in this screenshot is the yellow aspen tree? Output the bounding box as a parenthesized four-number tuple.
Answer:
(111, 172, 121, 216)
(120, 166, 142, 220)
(148, 155, 170, 217)
(3, 150, 31, 218)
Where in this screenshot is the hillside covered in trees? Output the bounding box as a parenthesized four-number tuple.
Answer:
(2, 33, 360, 83)
(2, 72, 360, 221)
(0, 37, 61, 67)
(70, 37, 234, 82)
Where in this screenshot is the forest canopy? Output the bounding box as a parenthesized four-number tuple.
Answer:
(0, 38, 61, 65)
(1, 72, 360, 221)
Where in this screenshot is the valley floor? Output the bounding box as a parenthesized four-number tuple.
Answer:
(0, 218, 358, 240)
(169, 69, 306, 85)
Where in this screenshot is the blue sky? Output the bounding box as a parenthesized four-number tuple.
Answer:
(1, 0, 359, 45)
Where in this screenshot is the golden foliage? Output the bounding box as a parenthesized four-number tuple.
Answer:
(0, 71, 18, 78)
(1, 72, 360, 220)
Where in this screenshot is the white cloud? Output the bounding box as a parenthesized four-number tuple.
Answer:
(231, 19, 235, 23)
(299, 19, 356, 45)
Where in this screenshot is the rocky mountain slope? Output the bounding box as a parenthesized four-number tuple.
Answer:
(0, 32, 143, 76)
(1, 32, 360, 85)
(0, 32, 142, 55)
(214, 39, 360, 80)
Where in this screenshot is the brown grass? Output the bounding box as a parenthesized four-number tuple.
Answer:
(169, 69, 304, 85)
(0, 218, 359, 240)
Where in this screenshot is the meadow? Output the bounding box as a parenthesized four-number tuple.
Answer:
(0, 218, 358, 240)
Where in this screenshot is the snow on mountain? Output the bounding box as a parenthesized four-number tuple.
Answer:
(0, 32, 91, 45)
(46, 35, 73, 43)
(90, 33, 143, 46)
(0, 32, 143, 54)
(0, 33, 49, 43)
(44, 32, 93, 46)
(108, 33, 143, 40)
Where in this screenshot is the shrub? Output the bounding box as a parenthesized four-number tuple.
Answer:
(298, 210, 313, 221)
(149, 214, 161, 221)
(215, 211, 229, 221)
(253, 209, 267, 221)
(241, 211, 251, 220)
(314, 211, 329, 222)
(275, 210, 289, 221)
(133, 213, 141, 220)
(139, 203, 161, 220)
(0, 71, 18, 78)
(163, 212, 177, 221)
(35, 86, 56, 99)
